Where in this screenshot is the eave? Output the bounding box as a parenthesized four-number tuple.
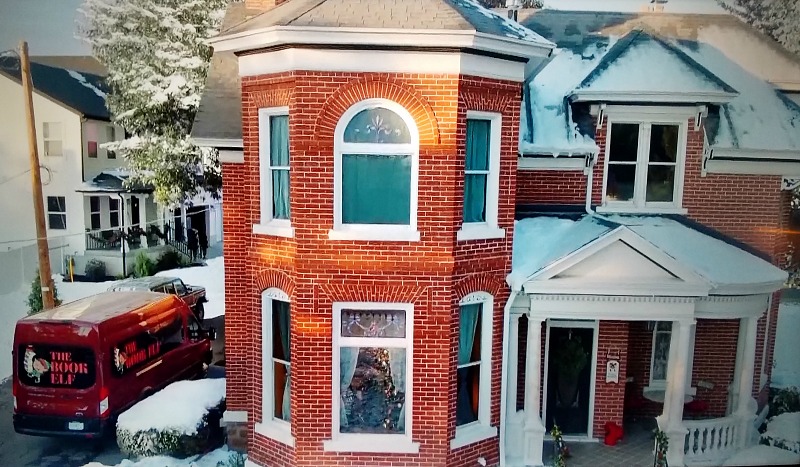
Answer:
(568, 90, 737, 105)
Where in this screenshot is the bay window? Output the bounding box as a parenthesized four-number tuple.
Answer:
(255, 107, 292, 238)
(257, 289, 293, 446)
(331, 100, 419, 241)
(325, 303, 418, 453)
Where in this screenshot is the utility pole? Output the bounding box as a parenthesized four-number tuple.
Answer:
(20, 40, 55, 310)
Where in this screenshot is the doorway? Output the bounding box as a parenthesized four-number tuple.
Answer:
(544, 322, 596, 437)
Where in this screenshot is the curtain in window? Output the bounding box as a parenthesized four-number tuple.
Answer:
(456, 304, 480, 424)
(270, 115, 290, 220)
(388, 348, 406, 432)
(342, 154, 410, 224)
(464, 120, 489, 223)
(339, 347, 359, 427)
(277, 302, 291, 421)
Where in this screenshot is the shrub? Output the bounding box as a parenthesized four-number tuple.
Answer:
(84, 259, 107, 281)
(155, 249, 184, 273)
(219, 451, 246, 467)
(26, 270, 62, 315)
(133, 252, 156, 278)
(770, 386, 800, 417)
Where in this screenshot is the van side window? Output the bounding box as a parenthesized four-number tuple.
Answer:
(162, 283, 176, 295)
(173, 280, 187, 295)
(111, 317, 184, 377)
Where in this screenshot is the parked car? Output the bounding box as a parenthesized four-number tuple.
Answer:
(13, 291, 215, 438)
(108, 276, 208, 321)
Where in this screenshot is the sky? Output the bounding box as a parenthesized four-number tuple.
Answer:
(0, 0, 89, 56)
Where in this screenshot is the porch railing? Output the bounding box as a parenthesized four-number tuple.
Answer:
(683, 415, 740, 466)
(86, 229, 122, 251)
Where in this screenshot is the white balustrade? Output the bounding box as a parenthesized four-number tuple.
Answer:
(683, 415, 742, 466)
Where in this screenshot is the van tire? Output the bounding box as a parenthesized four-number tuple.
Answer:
(194, 302, 205, 322)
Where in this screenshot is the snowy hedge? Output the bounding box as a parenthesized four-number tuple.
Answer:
(761, 412, 800, 455)
(116, 378, 226, 458)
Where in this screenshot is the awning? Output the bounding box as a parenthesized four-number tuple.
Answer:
(76, 170, 152, 194)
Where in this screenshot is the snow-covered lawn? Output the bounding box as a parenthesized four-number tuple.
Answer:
(82, 446, 241, 467)
(0, 257, 225, 381)
(722, 445, 800, 466)
(762, 412, 800, 454)
(774, 301, 800, 389)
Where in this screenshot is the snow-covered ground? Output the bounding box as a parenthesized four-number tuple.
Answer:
(82, 447, 241, 467)
(774, 300, 800, 389)
(762, 412, 800, 454)
(723, 445, 800, 466)
(0, 257, 225, 381)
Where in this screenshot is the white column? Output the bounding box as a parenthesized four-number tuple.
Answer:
(505, 313, 524, 462)
(121, 195, 130, 253)
(138, 195, 148, 248)
(657, 318, 695, 467)
(734, 315, 759, 447)
(523, 314, 546, 467)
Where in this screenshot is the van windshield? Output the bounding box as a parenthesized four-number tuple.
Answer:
(18, 344, 95, 389)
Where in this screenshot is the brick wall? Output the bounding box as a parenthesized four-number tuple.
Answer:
(592, 321, 628, 438)
(225, 70, 521, 467)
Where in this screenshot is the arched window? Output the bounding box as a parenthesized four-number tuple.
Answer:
(331, 99, 420, 241)
(258, 288, 293, 446)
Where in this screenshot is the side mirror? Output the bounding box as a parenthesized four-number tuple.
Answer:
(206, 327, 217, 341)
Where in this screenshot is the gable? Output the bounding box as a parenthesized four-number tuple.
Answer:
(554, 239, 678, 281)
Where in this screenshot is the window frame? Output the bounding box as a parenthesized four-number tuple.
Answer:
(324, 302, 419, 454)
(646, 321, 695, 393)
(452, 292, 497, 449)
(88, 141, 98, 158)
(106, 126, 117, 159)
(254, 107, 293, 238)
(330, 99, 420, 242)
(46, 196, 67, 230)
(457, 111, 505, 242)
(42, 122, 63, 157)
(109, 198, 120, 228)
(256, 288, 294, 447)
(599, 113, 689, 214)
(89, 196, 101, 230)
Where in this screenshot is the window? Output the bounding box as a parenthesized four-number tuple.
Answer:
(602, 119, 686, 212)
(43, 122, 63, 157)
(258, 289, 293, 446)
(325, 303, 418, 454)
(47, 196, 66, 230)
(89, 196, 101, 230)
(452, 293, 497, 448)
(255, 108, 292, 238)
(109, 198, 120, 228)
(88, 141, 98, 158)
(458, 112, 504, 241)
(106, 126, 116, 159)
(647, 321, 695, 392)
(331, 100, 420, 242)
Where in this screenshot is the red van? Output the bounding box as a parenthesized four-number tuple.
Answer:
(12, 291, 214, 438)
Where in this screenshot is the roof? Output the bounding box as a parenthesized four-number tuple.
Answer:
(519, 12, 800, 157)
(108, 276, 179, 291)
(0, 56, 109, 121)
(21, 291, 175, 325)
(31, 56, 107, 76)
(221, 0, 550, 45)
(76, 169, 153, 194)
(509, 214, 788, 294)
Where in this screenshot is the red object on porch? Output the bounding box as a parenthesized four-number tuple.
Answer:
(604, 422, 624, 446)
(684, 399, 710, 417)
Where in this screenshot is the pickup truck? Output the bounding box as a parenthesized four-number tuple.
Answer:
(108, 276, 208, 321)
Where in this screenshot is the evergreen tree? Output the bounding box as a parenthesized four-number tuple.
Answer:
(717, 0, 799, 55)
(78, 0, 226, 206)
(27, 270, 62, 315)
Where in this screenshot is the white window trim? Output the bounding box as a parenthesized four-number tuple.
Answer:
(259, 288, 294, 447)
(329, 99, 420, 242)
(109, 198, 120, 228)
(645, 321, 695, 394)
(324, 302, 419, 454)
(457, 111, 505, 242)
(42, 122, 63, 157)
(255, 107, 293, 238)
(451, 292, 497, 449)
(600, 114, 688, 213)
(46, 196, 67, 230)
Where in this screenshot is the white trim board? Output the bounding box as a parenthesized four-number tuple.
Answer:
(238, 48, 528, 83)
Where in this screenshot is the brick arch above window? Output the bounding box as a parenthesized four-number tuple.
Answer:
(255, 268, 296, 297)
(313, 77, 440, 145)
(459, 87, 515, 115)
(319, 284, 426, 304)
(454, 273, 505, 302)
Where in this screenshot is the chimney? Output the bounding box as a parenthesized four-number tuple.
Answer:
(641, 0, 668, 13)
(242, 0, 288, 11)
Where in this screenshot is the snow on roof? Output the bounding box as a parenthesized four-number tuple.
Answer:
(541, 0, 727, 14)
(520, 42, 607, 155)
(448, 0, 552, 44)
(722, 445, 800, 466)
(117, 378, 226, 436)
(66, 69, 107, 99)
(509, 214, 787, 292)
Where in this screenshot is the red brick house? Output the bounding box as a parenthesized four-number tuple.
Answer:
(192, 2, 800, 466)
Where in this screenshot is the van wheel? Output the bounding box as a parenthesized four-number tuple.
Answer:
(195, 302, 205, 322)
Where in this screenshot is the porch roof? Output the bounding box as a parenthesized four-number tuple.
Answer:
(509, 214, 787, 296)
(76, 170, 152, 194)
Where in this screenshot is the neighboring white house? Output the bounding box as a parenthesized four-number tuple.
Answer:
(0, 57, 220, 281)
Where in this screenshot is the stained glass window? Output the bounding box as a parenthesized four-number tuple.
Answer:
(343, 108, 411, 144)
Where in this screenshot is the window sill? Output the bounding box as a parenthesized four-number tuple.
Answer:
(328, 226, 420, 242)
(596, 205, 689, 215)
(222, 410, 248, 424)
(254, 421, 294, 447)
(456, 224, 505, 242)
(450, 423, 497, 449)
(323, 435, 420, 453)
(253, 222, 294, 238)
(643, 385, 697, 403)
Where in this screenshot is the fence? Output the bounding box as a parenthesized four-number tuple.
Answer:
(0, 243, 65, 296)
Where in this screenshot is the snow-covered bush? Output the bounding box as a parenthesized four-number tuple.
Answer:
(761, 412, 800, 454)
(771, 386, 800, 417)
(85, 259, 107, 282)
(116, 378, 226, 458)
(27, 270, 62, 315)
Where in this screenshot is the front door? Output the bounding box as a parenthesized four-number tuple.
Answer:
(545, 325, 595, 436)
